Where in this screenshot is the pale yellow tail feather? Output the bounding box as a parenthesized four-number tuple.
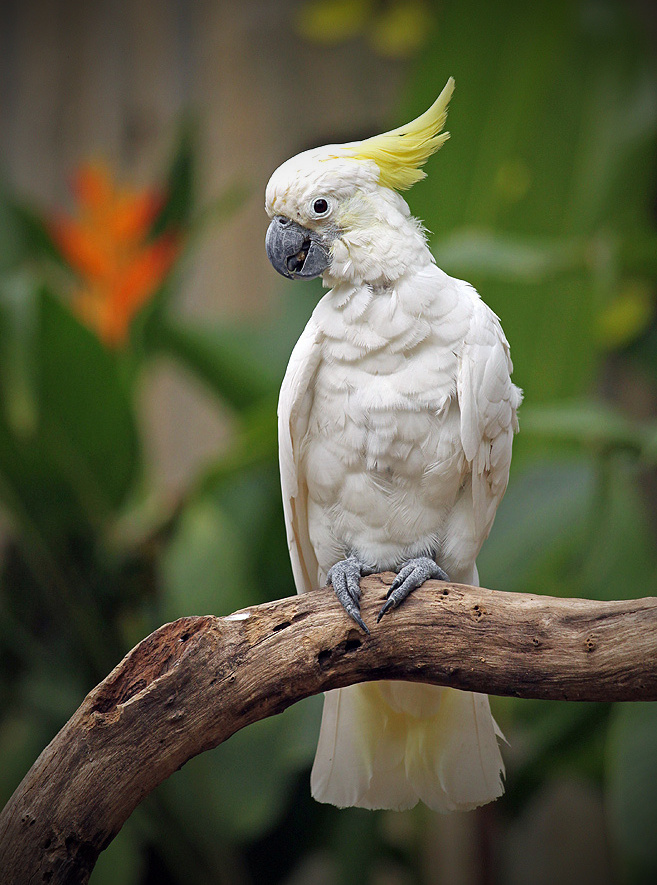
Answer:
(311, 680, 504, 812)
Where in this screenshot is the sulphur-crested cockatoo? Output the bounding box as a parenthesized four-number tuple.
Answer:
(265, 78, 522, 812)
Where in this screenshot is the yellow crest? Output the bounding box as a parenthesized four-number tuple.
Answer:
(348, 77, 455, 191)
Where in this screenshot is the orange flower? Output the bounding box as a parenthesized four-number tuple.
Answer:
(51, 161, 180, 347)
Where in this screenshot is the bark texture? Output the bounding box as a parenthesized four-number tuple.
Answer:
(2, 575, 657, 884)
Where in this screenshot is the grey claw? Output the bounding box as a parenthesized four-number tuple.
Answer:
(378, 557, 448, 622)
(376, 597, 395, 622)
(327, 556, 370, 634)
(349, 609, 370, 634)
(388, 562, 414, 594)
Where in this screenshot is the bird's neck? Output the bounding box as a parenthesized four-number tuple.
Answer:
(324, 191, 433, 287)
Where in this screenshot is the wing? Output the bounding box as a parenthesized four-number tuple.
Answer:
(278, 316, 323, 595)
(457, 293, 522, 544)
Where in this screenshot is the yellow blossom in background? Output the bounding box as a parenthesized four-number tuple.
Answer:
(50, 162, 180, 347)
(296, 0, 432, 58)
(367, 0, 433, 58)
(596, 280, 655, 350)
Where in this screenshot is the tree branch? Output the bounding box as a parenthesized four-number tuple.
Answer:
(2, 575, 657, 884)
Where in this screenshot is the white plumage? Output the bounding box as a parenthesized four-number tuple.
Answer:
(266, 82, 522, 812)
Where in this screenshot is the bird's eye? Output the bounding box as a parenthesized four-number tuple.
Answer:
(312, 198, 330, 216)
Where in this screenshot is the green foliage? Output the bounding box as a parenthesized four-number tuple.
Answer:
(160, 495, 252, 619)
(405, 0, 657, 875)
(607, 704, 657, 882)
(407, 0, 657, 406)
(163, 696, 322, 843)
(87, 819, 144, 885)
(0, 281, 139, 539)
(0, 189, 67, 272)
(149, 121, 197, 238)
(0, 1, 656, 882)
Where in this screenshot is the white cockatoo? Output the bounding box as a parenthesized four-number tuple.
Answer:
(265, 78, 522, 812)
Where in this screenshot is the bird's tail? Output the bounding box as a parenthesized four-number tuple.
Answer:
(310, 681, 504, 812)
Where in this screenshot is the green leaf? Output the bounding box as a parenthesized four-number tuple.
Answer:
(153, 320, 279, 411)
(89, 819, 143, 885)
(192, 397, 278, 494)
(477, 458, 595, 594)
(0, 287, 140, 543)
(159, 496, 252, 619)
(149, 285, 316, 413)
(0, 187, 67, 273)
(481, 452, 657, 604)
(405, 0, 657, 406)
(0, 271, 39, 436)
(150, 120, 196, 237)
(0, 711, 48, 808)
(163, 696, 322, 842)
(38, 290, 140, 517)
(198, 464, 294, 604)
(0, 190, 27, 273)
(606, 703, 657, 881)
(577, 457, 657, 601)
(519, 401, 654, 457)
(505, 700, 610, 811)
(0, 702, 80, 819)
(20, 665, 87, 728)
(433, 229, 581, 283)
(187, 182, 250, 245)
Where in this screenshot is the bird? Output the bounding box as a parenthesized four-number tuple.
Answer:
(264, 78, 522, 812)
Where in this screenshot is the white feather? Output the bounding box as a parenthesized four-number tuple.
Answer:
(278, 317, 322, 596)
(311, 683, 504, 812)
(272, 152, 521, 813)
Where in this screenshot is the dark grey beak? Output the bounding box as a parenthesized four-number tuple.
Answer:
(265, 217, 331, 280)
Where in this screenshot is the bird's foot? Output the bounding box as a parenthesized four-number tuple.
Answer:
(377, 557, 448, 622)
(327, 556, 370, 634)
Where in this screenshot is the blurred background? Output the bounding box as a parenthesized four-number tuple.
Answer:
(1, 0, 657, 883)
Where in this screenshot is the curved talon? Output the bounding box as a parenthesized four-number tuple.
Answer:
(378, 557, 449, 622)
(387, 562, 415, 595)
(327, 556, 370, 634)
(377, 597, 396, 622)
(345, 606, 369, 634)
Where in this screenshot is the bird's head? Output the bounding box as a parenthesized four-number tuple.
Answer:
(265, 78, 454, 286)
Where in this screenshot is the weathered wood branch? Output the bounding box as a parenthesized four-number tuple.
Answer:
(2, 575, 657, 884)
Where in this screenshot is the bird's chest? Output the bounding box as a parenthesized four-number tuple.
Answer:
(303, 340, 463, 498)
(312, 358, 438, 463)
(300, 283, 471, 570)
